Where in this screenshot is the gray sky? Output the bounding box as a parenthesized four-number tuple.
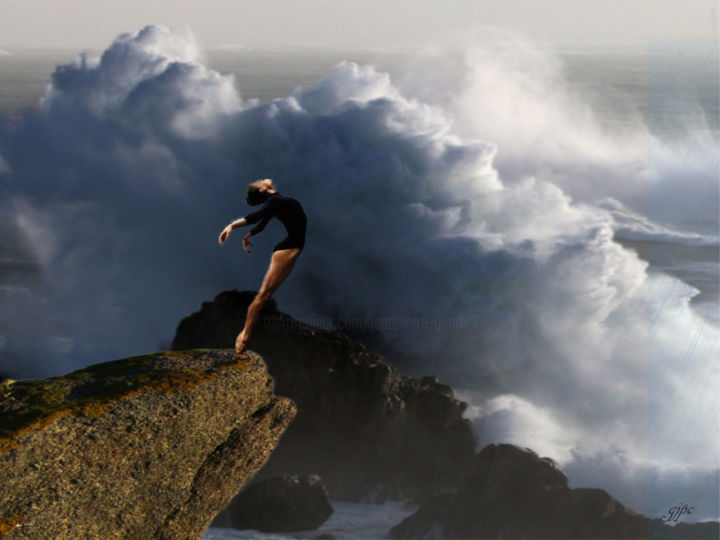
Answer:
(0, 0, 717, 50)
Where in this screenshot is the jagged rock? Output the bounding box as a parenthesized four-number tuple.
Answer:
(648, 519, 720, 539)
(172, 290, 477, 501)
(389, 443, 720, 539)
(222, 474, 334, 532)
(0, 349, 296, 539)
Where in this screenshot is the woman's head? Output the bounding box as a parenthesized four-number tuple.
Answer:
(246, 178, 276, 206)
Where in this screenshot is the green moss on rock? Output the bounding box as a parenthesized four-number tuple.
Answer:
(0, 349, 251, 452)
(0, 348, 295, 539)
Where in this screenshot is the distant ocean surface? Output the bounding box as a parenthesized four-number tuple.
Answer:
(0, 36, 718, 532)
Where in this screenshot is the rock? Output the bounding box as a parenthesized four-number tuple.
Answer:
(648, 519, 720, 539)
(0, 349, 296, 539)
(222, 474, 334, 532)
(389, 443, 720, 539)
(172, 290, 477, 501)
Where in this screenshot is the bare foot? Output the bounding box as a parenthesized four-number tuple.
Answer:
(235, 331, 250, 359)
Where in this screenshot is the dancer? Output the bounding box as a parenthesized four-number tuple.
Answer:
(218, 178, 307, 358)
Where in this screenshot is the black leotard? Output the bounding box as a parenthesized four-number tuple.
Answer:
(243, 192, 307, 252)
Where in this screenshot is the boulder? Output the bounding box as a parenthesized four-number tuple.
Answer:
(389, 443, 720, 539)
(0, 349, 295, 539)
(172, 290, 477, 501)
(222, 474, 334, 532)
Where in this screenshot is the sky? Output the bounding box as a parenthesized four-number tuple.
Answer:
(0, 0, 717, 51)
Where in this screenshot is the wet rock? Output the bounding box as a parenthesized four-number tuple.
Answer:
(172, 290, 477, 501)
(389, 443, 720, 539)
(223, 474, 334, 532)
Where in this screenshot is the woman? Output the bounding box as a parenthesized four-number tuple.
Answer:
(218, 178, 307, 358)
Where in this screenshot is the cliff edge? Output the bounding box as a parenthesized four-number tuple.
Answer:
(0, 349, 296, 539)
(173, 290, 477, 502)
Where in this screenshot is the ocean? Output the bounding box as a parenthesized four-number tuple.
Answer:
(0, 30, 718, 535)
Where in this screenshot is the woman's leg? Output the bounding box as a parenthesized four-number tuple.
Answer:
(236, 248, 301, 357)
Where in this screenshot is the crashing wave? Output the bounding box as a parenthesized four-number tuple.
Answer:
(1, 25, 718, 521)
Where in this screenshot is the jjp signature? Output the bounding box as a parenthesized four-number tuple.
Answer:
(661, 502, 694, 522)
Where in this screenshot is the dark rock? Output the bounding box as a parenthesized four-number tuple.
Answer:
(648, 519, 720, 539)
(172, 290, 477, 502)
(0, 349, 296, 539)
(389, 443, 720, 539)
(222, 474, 333, 532)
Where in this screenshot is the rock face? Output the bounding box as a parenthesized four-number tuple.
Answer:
(172, 290, 477, 501)
(0, 349, 296, 539)
(389, 443, 720, 539)
(222, 474, 334, 532)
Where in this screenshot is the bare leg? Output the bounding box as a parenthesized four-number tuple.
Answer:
(236, 248, 301, 358)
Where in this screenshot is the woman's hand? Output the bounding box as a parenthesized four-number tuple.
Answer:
(242, 233, 253, 253)
(218, 225, 232, 246)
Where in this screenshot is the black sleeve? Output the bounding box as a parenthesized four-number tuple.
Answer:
(244, 199, 275, 236)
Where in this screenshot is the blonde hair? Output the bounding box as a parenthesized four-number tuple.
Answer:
(246, 178, 275, 206)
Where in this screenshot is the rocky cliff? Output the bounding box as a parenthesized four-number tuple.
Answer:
(172, 290, 477, 501)
(0, 349, 295, 539)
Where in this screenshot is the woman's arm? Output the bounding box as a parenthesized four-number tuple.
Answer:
(219, 198, 276, 250)
(218, 217, 249, 246)
(229, 217, 248, 230)
(219, 216, 264, 254)
(242, 200, 277, 238)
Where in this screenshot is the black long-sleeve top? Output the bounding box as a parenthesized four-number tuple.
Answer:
(243, 192, 307, 252)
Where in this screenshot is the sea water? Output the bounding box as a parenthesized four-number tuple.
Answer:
(203, 499, 417, 539)
(0, 38, 717, 531)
